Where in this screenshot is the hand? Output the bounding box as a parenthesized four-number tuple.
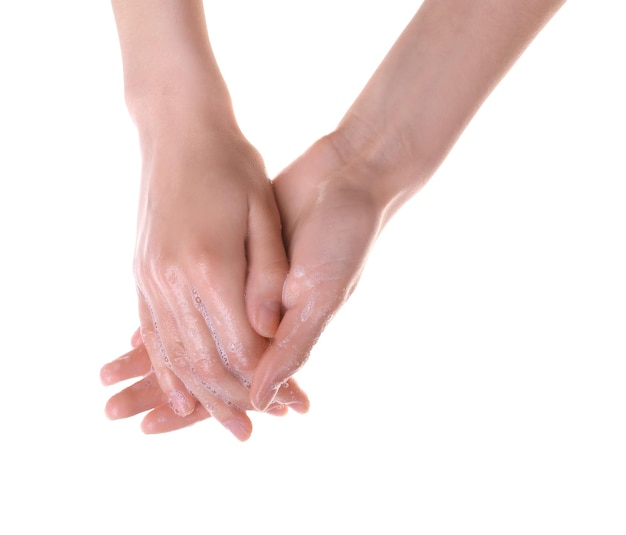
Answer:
(101, 340, 211, 434)
(102, 135, 383, 433)
(130, 110, 310, 439)
(249, 0, 569, 409)
(248, 135, 387, 410)
(105, 0, 566, 435)
(100, 331, 305, 435)
(109, 0, 309, 440)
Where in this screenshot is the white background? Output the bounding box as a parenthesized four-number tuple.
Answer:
(0, 1, 624, 533)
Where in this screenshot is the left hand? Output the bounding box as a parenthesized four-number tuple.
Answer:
(101, 341, 210, 434)
(100, 331, 300, 434)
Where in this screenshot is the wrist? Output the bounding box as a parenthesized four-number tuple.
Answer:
(329, 0, 565, 218)
(304, 130, 409, 226)
(326, 123, 429, 221)
(112, 0, 237, 138)
(126, 79, 238, 144)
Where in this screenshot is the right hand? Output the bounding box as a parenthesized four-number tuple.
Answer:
(109, 0, 309, 440)
(130, 110, 307, 440)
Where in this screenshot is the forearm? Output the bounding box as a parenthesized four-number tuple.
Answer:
(332, 0, 565, 213)
(111, 0, 236, 135)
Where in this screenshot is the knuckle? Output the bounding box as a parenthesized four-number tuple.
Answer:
(168, 350, 189, 372)
(223, 341, 256, 377)
(139, 328, 160, 348)
(152, 262, 183, 290)
(190, 254, 223, 286)
(202, 402, 218, 416)
(192, 357, 219, 384)
(135, 255, 182, 290)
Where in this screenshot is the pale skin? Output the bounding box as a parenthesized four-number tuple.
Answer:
(101, 0, 566, 438)
(105, 0, 310, 441)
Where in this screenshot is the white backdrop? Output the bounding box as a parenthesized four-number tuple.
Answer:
(0, 1, 624, 533)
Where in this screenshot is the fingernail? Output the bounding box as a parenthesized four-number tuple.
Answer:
(254, 389, 277, 413)
(169, 390, 193, 417)
(266, 404, 288, 416)
(256, 301, 281, 338)
(223, 419, 252, 442)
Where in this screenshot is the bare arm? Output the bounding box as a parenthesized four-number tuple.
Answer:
(333, 0, 566, 216)
(250, 0, 567, 410)
(108, 0, 308, 440)
(101, 0, 568, 427)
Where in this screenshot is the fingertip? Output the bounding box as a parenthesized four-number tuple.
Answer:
(245, 199, 288, 338)
(130, 328, 142, 348)
(169, 391, 196, 417)
(289, 398, 310, 414)
(141, 408, 177, 434)
(266, 403, 289, 417)
(255, 300, 281, 338)
(251, 363, 289, 412)
(223, 419, 253, 442)
(100, 357, 128, 385)
(141, 405, 211, 434)
(99, 366, 112, 386)
(104, 397, 121, 420)
(251, 386, 278, 413)
(141, 417, 158, 434)
(275, 377, 310, 413)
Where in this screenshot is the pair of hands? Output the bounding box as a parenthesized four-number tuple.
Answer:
(101, 0, 560, 440)
(104, 0, 385, 441)
(100, 127, 384, 440)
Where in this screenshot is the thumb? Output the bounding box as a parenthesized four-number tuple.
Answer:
(250, 271, 336, 411)
(245, 190, 289, 338)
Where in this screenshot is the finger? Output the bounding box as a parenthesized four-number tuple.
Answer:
(138, 292, 197, 417)
(141, 404, 211, 434)
(165, 283, 257, 410)
(245, 189, 289, 338)
(190, 254, 261, 380)
(141, 294, 254, 440)
(103, 351, 290, 427)
(103, 343, 254, 440)
(143, 294, 256, 440)
(271, 377, 309, 414)
(104, 371, 248, 438)
(250, 306, 327, 412)
(191, 256, 309, 409)
(196, 393, 253, 441)
(100, 344, 151, 386)
(266, 404, 289, 417)
(105, 373, 168, 420)
(130, 327, 142, 348)
(191, 281, 310, 410)
(250, 264, 344, 410)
